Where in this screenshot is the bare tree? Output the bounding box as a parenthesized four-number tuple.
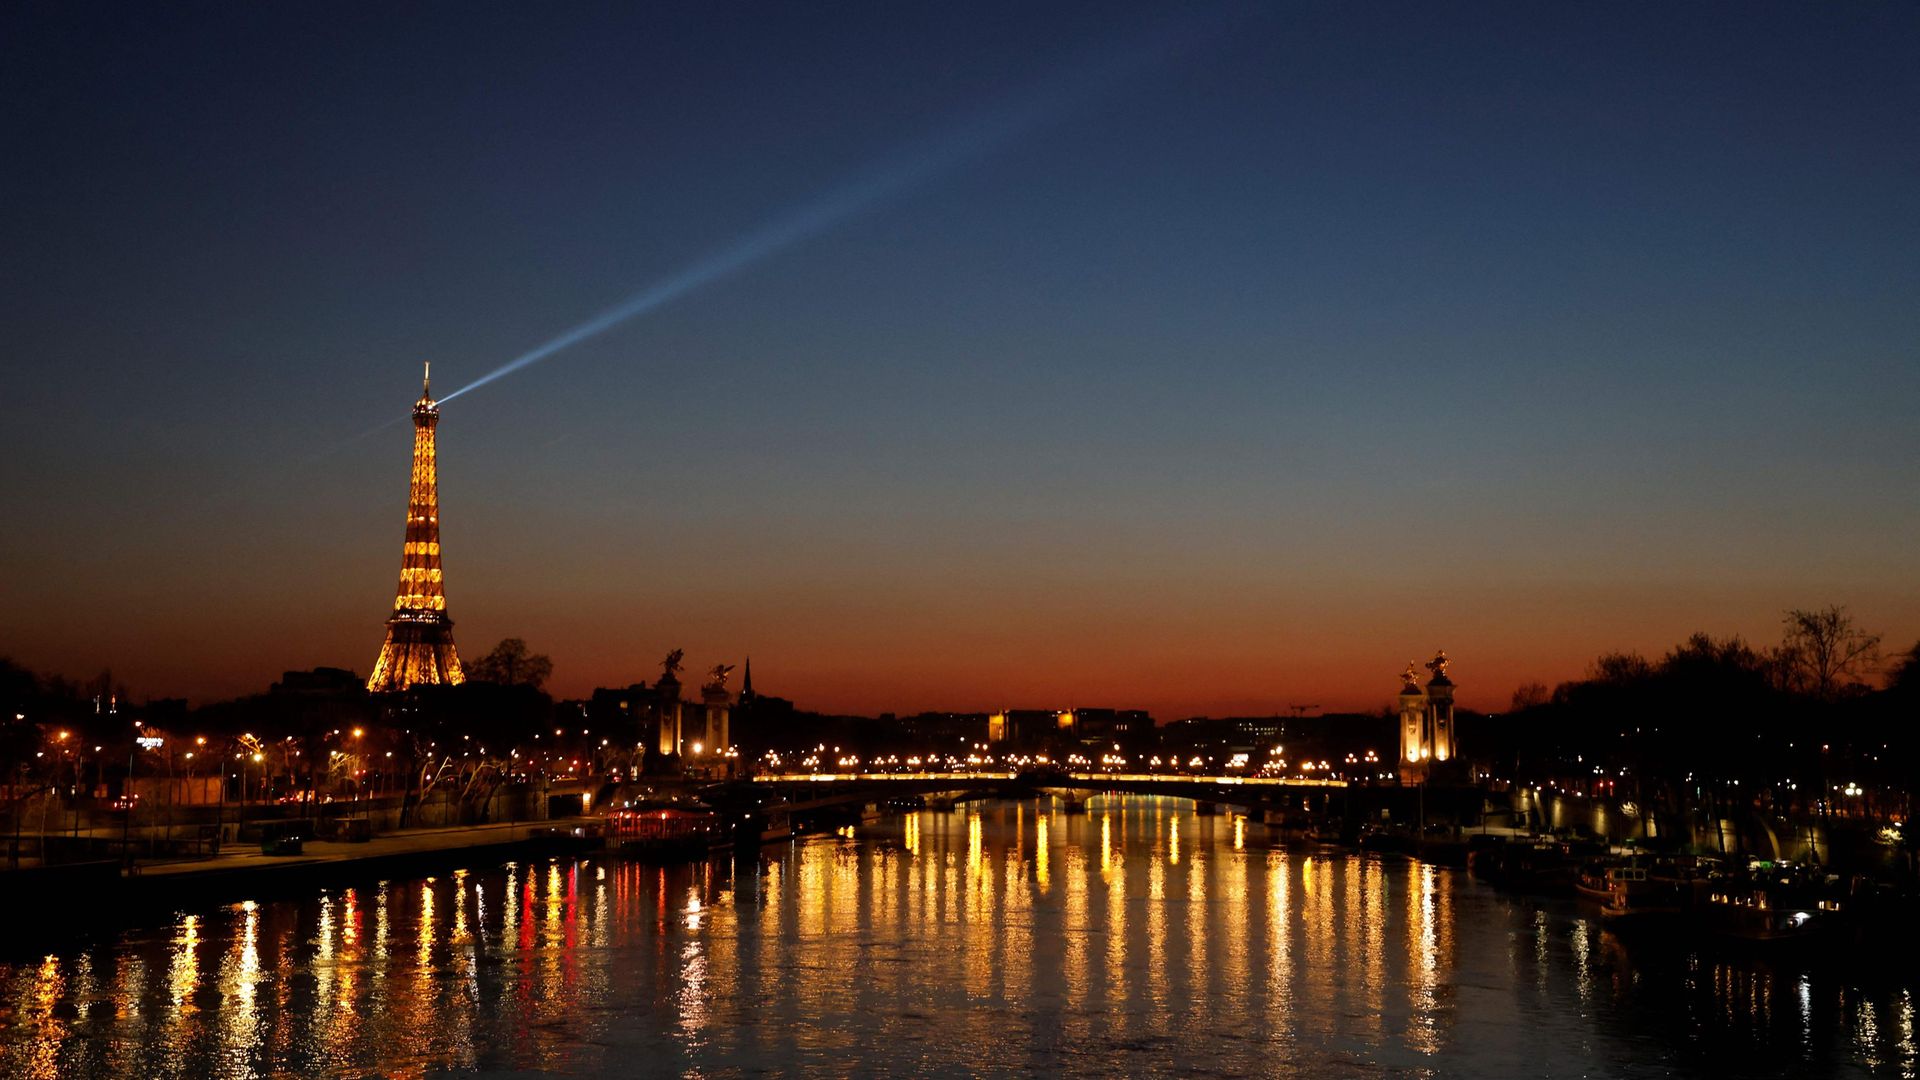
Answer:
(467, 638, 553, 690)
(1780, 605, 1882, 701)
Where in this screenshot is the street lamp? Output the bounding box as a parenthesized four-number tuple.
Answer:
(122, 724, 164, 865)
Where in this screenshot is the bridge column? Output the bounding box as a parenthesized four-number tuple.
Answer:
(1192, 800, 1217, 816)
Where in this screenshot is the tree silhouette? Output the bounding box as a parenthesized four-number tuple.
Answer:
(1888, 642, 1920, 697)
(1781, 605, 1882, 701)
(1509, 682, 1550, 711)
(468, 639, 553, 690)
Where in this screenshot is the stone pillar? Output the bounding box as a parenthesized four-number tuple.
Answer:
(1397, 664, 1428, 786)
(654, 674, 682, 758)
(1428, 676, 1451, 760)
(1426, 674, 1455, 765)
(702, 684, 732, 755)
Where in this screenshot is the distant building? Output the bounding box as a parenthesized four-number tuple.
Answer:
(1073, 708, 1154, 752)
(1160, 716, 1280, 760)
(897, 711, 992, 747)
(272, 668, 364, 695)
(586, 684, 650, 742)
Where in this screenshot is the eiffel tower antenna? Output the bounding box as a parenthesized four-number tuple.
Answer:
(367, 367, 464, 692)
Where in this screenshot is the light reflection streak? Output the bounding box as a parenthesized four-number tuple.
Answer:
(406, 878, 437, 1064)
(1002, 807, 1032, 1009)
(452, 874, 471, 945)
(1147, 806, 1168, 1017)
(1360, 858, 1384, 1027)
(1901, 989, 1917, 1067)
(968, 812, 985, 892)
(20, 954, 66, 1079)
(1267, 851, 1291, 1028)
(342, 888, 360, 947)
(676, 935, 709, 1046)
(1104, 813, 1128, 1013)
(1064, 810, 1088, 1014)
(168, 915, 199, 1008)
(218, 900, 262, 1064)
(1186, 819, 1207, 1023)
(1036, 812, 1051, 892)
(374, 882, 391, 956)
(1100, 811, 1114, 876)
(1406, 862, 1442, 1054)
(418, 881, 436, 965)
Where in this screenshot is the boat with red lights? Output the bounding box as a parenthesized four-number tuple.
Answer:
(603, 803, 720, 859)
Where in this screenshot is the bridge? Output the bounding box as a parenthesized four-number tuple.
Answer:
(743, 771, 1349, 822)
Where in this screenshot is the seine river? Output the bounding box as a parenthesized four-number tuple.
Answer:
(0, 796, 1914, 1078)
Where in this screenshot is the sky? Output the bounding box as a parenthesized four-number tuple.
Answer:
(2, 2, 1916, 718)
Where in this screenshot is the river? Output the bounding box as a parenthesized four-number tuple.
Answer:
(0, 796, 1912, 1077)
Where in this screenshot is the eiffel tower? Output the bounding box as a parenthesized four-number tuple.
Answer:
(367, 364, 465, 692)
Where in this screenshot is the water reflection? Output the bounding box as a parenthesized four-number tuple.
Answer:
(0, 796, 1913, 1077)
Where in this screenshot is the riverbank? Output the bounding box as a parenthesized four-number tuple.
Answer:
(0, 818, 600, 951)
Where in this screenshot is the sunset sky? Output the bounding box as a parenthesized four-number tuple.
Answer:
(3, 3, 1916, 718)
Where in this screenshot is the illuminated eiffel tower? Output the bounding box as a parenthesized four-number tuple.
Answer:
(367, 364, 465, 692)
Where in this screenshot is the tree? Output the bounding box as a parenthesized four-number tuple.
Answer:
(1509, 682, 1550, 711)
(1588, 651, 1652, 685)
(1888, 642, 1920, 697)
(467, 639, 553, 690)
(1780, 605, 1882, 701)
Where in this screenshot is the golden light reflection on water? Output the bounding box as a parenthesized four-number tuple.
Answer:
(168, 915, 199, 1009)
(1035, 812, 1051, 892)
(1267, 850, 1291, 1031)
(967, 812, 983, 884)
(1186, 815, 1207, 1025)
(1360, 857, 1385, 1031)
(17, 954, 66, 1079)
(1, 796, 1917, 1078)
(1406, 862, 1443, 1054)
(1063, 807, 1089, 1015)
(1099, 810, 1113, 876)
(1102, 808, 1127, 1019)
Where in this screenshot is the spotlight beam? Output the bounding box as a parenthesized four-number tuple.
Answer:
(432, 9, 1240, 408)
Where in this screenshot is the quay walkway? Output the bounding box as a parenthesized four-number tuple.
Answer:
(0, 819, 598, 948)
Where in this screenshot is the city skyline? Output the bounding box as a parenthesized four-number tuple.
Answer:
(4, 3, 1916, 715)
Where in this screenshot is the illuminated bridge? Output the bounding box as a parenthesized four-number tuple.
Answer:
(745, 771, 1349, 819)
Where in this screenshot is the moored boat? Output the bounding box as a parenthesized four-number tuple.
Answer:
(603, 803, 720, 860)
(1578, 858, 1688, 926)
(1698, 873, 1838, 945)
(1469, 839, 1582, 895)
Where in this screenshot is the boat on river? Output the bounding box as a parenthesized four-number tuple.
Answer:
(1577, 858, 1688, 927)
(1699, 868, 1840, 945)
(1468, 839, 1586, 895)
(602, 803, 720, 859)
